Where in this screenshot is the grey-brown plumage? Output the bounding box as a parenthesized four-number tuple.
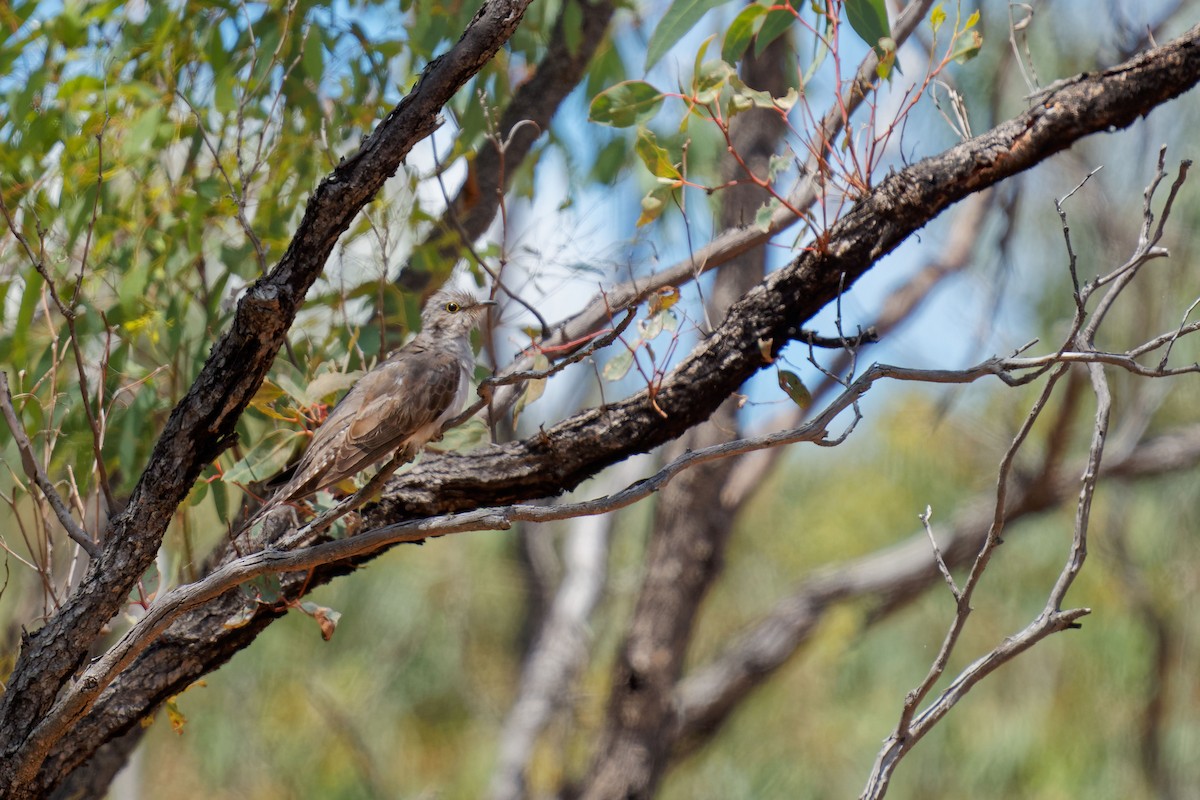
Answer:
(259, 288, 493, 515)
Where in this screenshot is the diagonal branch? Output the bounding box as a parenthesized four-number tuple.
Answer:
(28, 24, 1200, 795)
(0, 1, 537, 794)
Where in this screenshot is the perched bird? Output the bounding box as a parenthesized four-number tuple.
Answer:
(256, 287, 494, 518)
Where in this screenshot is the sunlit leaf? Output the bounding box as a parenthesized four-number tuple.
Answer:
(635, 127, 681, 180)
(930, 3, 946, 33)
(305, 370, 362, 403)
(722, 4, 767, 64)
(647, 285, 681, 314)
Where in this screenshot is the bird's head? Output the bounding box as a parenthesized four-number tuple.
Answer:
(421, 288, 496, 338)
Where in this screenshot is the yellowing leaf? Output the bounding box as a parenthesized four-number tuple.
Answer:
(778, 370, 813, 411)
(513, 352, 550, 428)
(647, 285, 681, 314)
(635, 127, 681, 181)
(299, 601, 342, 641)
(222, 604, 256, 630)
(930, 4, 946, 33)
(638, 184, 674, 227)
(165, 698, 187, 735)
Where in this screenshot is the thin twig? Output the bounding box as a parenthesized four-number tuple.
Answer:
(919, 506, 959, 599)
(0, 373, 99, 559)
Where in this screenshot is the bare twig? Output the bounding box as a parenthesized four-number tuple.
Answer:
(671, 422, 1200, 750)
(0, 373, 99, 559)
(860, 151, 1193, 799)
(919, 505, 959, 599)
(486, 0, 939, 418)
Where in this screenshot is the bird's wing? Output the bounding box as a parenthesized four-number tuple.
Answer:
(273, 349, 462, 503)
(350, 349, 460, 446)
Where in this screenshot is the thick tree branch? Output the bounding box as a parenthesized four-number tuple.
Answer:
(26, 23, 1200, 796)
(0, 1, 535, 795)
(577, 32, 790, 800)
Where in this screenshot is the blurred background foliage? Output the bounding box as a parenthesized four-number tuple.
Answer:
(1, 0, 1199, 797)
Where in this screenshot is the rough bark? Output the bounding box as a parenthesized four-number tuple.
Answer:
(8, 21, 1200, 800)
(579, 38, 791, 800)
(0, 1, 535, 796)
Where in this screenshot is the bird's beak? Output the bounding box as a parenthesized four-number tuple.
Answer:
(478, 299, 498, 307)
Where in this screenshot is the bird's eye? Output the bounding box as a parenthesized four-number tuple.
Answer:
(445, 302, 461, 313)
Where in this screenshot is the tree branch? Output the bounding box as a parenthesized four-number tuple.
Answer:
(22, 23, 1200, 796)
(0, 1, 537, 794)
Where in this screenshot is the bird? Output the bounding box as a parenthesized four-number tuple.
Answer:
(253, 287, 495, 521)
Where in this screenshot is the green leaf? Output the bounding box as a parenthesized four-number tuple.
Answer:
(767, 151, 793, 181)
(777, 370, 812, 410)
(845, 0, 891, 53)
(638, 184, 675, 227)
(693, 59, 734, 104)
(645, 0, 728, 71)
(640, 308, 680, 341)
(563, 0, 583, 55)
(755, 197, 781, 232)
(950, 29, 983, 63)
(123, 107, 163, 160)
(755, 7, 796, 58)
(722, 4, 767, 63)
(635, 127, 681, 180)
(301, 27, 324, 79)
(603, 349, 636, 381)
(728, 75, 796, 113)
(589, 81, 665, 128)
